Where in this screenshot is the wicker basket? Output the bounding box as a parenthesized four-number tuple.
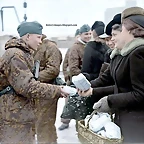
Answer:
(77, 110, 123, 144)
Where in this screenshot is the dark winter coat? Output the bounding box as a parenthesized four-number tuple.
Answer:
(90, 38, 144, 143)
(98, 48, 113, 76)
(81, 41, 109, 81)
(104, 48, 113, 63)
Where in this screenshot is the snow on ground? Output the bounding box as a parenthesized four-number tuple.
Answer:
(55, 98, 81, 143)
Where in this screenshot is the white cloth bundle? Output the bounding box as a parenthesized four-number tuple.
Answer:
(89, 113, 111, 133)
(104, 122, 121, 139)
(85, 114, 100, 127)
(84, 112, 122, 139)
(62, 86, 77, 96)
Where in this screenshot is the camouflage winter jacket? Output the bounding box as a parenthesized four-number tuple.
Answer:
(68, 41, 85, 78)
(34, 39, 62, 83)
(0, 37, 61, 124)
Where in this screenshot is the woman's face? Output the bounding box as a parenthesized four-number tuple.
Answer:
(111, 29, 123, 49)
(105, 37, 115, 49)
(112, 25, 134, 49)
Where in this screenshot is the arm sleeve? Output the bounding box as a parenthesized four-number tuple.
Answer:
(108, 48, 144, 109)
(90, 66, 114, 88)
(38, 45, 62, 82)
(89, 85, 114, 103)
(68, 48, 81, 76)
(62, 49, 70, 81)
(6, 54, 61, 100)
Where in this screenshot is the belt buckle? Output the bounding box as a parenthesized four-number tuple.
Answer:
(6, 86, 11, 92)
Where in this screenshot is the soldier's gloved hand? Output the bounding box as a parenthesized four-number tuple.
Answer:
(93, 96, 111, 113)
(60, 86, 69, 98)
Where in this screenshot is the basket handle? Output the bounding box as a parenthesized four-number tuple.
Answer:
(85, 109, 98, 129)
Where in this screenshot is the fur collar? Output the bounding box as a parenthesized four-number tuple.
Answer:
(78, 38, 86, 45)
(110, 38, 144, 59)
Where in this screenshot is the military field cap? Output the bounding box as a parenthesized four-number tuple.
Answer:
(79, 24, 91, 34)
(75, 29, 80, 36)
(17, 21, 43, 37)
(121, 7, 144, 22)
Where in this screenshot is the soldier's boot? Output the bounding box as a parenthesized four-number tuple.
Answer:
(58, 123, 69, 130)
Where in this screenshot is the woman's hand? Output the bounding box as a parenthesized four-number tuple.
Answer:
(77, 87, 93, 97)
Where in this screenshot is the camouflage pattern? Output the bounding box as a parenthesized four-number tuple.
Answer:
(0, 37, 61, 143)
(68, 41, 85, 78)
(62, 48, 71, 83)
(33, 39, 62, 143)
(34, 39, 62, 83)
(0, 123, 34, 143)
(35, 99, 58, 143)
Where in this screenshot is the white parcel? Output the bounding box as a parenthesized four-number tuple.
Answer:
(62, 86, 77, 96)
(72, 73, 91, 91)
(89, 113, 111, 133)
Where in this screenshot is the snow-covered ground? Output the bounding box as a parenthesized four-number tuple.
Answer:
(55, 98, 80, 143)
(56, 49, 81, 143)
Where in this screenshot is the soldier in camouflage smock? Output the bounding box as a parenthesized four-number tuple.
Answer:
(33, 34, 62, 143)
(0, 21, 68, 143)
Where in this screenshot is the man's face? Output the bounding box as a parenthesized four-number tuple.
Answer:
(80, 31, 91, 43)
(27, 34, 42, 51)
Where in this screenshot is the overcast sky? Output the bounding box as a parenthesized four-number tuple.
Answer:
(0, 0, 143, 37)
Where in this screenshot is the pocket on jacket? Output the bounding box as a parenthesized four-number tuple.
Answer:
(4, 94, 35, 123)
